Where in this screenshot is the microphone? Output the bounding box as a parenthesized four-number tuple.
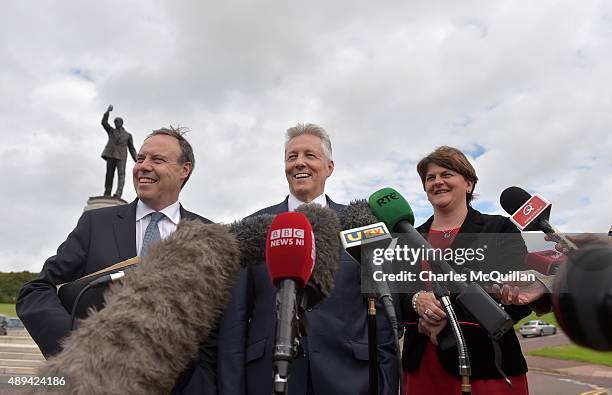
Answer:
(294, 203, 340, 301)
(265, 212, 315, 395)
(229, 213, 275, 268)
(34, 220, 241, 395)
(367, 187, 415, 232)
(229, 204, 339, 306)
(500, 186, 578, 251)
(338, 199, 398, 327)
(70, 271, 126, 330)
(552, 246, 612, 350)
(368, 187, 514, 341)
(338, 199, 405, 394)
(524, 250, 566, 275)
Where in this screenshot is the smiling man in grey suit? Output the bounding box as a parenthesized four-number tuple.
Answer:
(17, 127, 216, 394)
(217, 123, 399, 395)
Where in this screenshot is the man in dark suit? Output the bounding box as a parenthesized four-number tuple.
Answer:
(17, 127, 216, 394)
(217, 123, 398, 395)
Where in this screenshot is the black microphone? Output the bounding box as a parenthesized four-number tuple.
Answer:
(338, 199, 398, 330)
(229, 213, 275, 268)
(338, 199, 404, 395)
(294, 203, 341, 303)
(553, 246, 612, 350)
(229, 204, 340, 308)
(368, 188, 514, 341)
(34, 220, 242, 395)
(500, 186, 578, 251)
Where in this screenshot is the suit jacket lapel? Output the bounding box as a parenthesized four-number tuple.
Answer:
(326, 195, 344, 214)
(113, 200, 138, 260)
(271, 197, 290, 214)
(451, 207, 483, 250)
(180, 205, 197, 220)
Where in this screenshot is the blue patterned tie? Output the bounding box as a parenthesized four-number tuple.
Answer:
(141, 212, 164, 257)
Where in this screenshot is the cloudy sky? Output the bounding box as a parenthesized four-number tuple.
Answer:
(1, 1, 611, 272)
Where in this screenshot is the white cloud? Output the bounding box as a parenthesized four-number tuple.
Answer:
(1, 1, 611, 272)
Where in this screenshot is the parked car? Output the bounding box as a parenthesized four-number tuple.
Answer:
(6, 317, 24, 330)
(0, 314, 7, 336)
(520, 320, 557, 337)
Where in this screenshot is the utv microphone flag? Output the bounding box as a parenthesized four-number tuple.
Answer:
(340, 222, 391, 264)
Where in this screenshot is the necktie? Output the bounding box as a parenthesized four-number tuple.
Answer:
(142, 212, 164, 257)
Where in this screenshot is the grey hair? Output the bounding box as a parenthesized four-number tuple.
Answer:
(285, 123, 333, 161)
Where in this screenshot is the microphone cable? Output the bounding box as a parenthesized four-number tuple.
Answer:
(70, 271, 125, 330)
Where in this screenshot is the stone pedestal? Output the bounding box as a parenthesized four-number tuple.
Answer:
(85, 196, 129, 212)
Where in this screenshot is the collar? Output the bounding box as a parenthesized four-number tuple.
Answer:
(417, 206, 485, 235)
(288, 193, 328, 212)
(417, 207, 485, 251)
(136, 200, 181, 225)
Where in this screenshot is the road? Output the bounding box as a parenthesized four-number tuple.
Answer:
(1, 331, 610, 394)
(520, 332, 612, 395)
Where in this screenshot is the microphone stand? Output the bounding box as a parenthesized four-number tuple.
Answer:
(367, 295, 379, 395)
(272, 281, 300, 395)
(364, 239, 403, 395)
(432, 282, 471, 395)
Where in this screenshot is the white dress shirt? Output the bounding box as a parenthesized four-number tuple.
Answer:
(287, 193, 328, 212)
(135, 200, 181, 256)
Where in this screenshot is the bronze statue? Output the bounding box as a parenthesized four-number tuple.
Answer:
(100, 105, 137, 198)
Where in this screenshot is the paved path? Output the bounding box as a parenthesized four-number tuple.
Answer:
(519, 331, 612, 394)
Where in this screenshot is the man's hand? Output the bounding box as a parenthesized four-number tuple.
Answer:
(107, 104, 113, 112)
(418, 317, 448, 346)
(545, 233, 612, 253)
(490, 280, 547, 305)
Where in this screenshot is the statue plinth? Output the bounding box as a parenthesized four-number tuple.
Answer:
(85, 196, 129, 212)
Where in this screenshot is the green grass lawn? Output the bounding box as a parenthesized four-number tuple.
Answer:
(0, 303, 17, 317)
(528, 344, 612, 367)
(515, 312, 612, 367)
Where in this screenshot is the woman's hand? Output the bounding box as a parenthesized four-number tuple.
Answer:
(418, 317, 448, 346)
(413, 291, 446, 325)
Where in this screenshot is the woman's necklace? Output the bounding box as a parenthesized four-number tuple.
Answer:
(443, 228, 457, 239)
(434, 215, 466, 239)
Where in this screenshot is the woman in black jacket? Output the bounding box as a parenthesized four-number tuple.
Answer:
(402, 146, 531, 394)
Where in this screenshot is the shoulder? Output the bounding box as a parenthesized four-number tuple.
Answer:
(416, 215, 434, 233)
(85, 201, 134, 219)
(326, 196, 346, 213)
(467, 207, 519, 234)
(181, 207, 214, 224)
(192, 214, 214, 224)
(247, 199, 288, 218)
